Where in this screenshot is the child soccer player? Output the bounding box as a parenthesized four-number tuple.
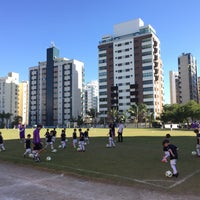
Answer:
(52, 128, 57, 143)
(72, 128, 77, 148)
(0, 132, 6, 151)
(84, 128, 89, 145)
(78, 128, 85, 152)
(44, 128, 50, 142)
(23, 134, 32, 157)
(19, 124, 26, 143)
(60, 129, 66, 149)
(194, 129, 200, 156)
(108, 128, 115, 147)
(162, 139, 179, 177)
(162, 133, 171, 162)
(44, 130, 54, 151)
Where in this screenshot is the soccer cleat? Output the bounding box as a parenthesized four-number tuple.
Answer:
(172, 173, 179, 177)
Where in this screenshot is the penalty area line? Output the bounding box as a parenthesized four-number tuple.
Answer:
(168, 169, 200, 189)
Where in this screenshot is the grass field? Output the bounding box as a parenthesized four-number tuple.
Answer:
(0, 127, 200, 194)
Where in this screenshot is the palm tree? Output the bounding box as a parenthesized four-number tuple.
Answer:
(4, 112, 12, 128)
(109, 107, 118, 123)
(128, 104, 139, 127)
(128, 103, 147, 127)
(86, 108, 97, 125)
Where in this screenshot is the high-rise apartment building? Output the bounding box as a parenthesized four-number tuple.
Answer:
(29, 45, 84, 126)
(169, 71, 179, 104)
(85, 80, 99, 112)
(178, 53, 198, 104)
(0, 72, 19, 126)
(18, 81, 29, 125)
(98, 18, 164, 122)
(198, 77, 200, 103)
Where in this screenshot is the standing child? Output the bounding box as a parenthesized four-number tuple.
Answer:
(72, 128, 77, 148)
(60, 129, 66, 149)
(84, 128, 90, 145)
(78, 128, 85, 152)
(52, 128, 57, 143)
(19, 124, 26, 143)
(45, 130, 54, 151)
(162, 139, 179, 177)
(44, 128, 50, 142)
(108, 128, 115, 147)
(0, 132, 6, 151)
(194, 129, 200, 156)
(23, 134, 32, 157)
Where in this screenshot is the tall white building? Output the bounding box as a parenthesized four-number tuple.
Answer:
(98, 18, 164, 122)
(29, 46, 85, 126)
(85, 80, 99, 112)
(178, 53, 198, 104)
(169, 71, 179, 104)
(0, 72, 19, 126)
(18, 81, 29, 125)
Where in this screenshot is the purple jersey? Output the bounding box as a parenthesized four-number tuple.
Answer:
(19, 126, 25, 138)
(33, 128, 41, 144)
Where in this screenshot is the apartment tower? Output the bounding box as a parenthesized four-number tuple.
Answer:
(178, 53, 198, 104)
(29, 45, 84, 126)
(98, 18, 164, 122)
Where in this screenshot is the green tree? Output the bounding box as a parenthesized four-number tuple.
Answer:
(109, 107, 119, 123)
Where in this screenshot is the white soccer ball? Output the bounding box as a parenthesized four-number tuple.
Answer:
(191, 151, 197, 156)
(106, 144, 110, 148)
(29, 153, 34, 158)
(52, 149, 57, 153)
(46, 156, 51, 161)
(58, 145, 62, 149)
(165, 170, 173, 178)
(77, 147, 81, 152)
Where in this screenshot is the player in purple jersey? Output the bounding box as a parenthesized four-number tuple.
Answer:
(33, 124, 43, 162)
(19, 124, 25, 143)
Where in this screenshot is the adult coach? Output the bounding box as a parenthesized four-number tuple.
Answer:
(118, 121, 124, 142)
(33, 124, 43, 161)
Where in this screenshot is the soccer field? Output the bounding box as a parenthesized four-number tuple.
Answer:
(0, 127, 199, 194)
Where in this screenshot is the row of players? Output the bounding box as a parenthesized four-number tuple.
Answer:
(23, 126, 90, 161)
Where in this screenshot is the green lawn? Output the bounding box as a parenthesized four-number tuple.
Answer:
(0, 127, 199, 194)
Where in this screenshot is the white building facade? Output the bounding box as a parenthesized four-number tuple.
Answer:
(18, 81, 29, 125)
(98, 18, 164, 122)
(85, 80, 99, 112)
(169, 71, 179, 104)
(178, 53, 198, 104)
(0, 72, 19, 126)
(29, 46, 85, 126)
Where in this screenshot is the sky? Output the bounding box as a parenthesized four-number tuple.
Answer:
(1, 0, 200, 104)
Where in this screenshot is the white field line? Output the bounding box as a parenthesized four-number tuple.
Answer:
(47, 163, 171, 189)
(51, 163, 200, 189)
(168, 169, 200, 189)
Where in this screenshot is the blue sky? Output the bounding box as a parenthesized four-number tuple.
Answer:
(1, 0, 200, 104)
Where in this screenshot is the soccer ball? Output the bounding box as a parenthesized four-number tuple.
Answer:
(106, 144, 110, 148)
(58, 145, 62, 148)
(165, 170, 173, 178)
(52, 149, 57, 153)
(191, 151, 197, 156)
(29, 153, 34, 158)
(46, 156, 51, 161)
(77, 147, 81, 152)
